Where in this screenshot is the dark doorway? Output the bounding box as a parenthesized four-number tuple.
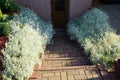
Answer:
(51, 0, 68, 28)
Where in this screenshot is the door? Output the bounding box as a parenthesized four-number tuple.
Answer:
(52, 0, 68, 28)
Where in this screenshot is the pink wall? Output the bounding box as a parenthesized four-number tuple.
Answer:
(14, 0, 26, 6)
(14, 0, 51, 21)
(14, 0, 92, 21)
(69, 0, 92, 20)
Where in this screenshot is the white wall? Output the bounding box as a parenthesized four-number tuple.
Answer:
(69, 0, 92, 20)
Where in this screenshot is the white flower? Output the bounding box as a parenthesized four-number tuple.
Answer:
(3, 7, 54, 80)
(67, 8, 120, 71)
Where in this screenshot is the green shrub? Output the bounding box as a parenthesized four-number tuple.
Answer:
(0, 9, 10, 36)
(0, 22, 10, 36)
(0, 9, 9, 22)
(0, 0, 20, 12)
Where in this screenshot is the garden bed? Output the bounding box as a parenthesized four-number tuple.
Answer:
(67, 8, 120, 72)
(0, 1, 54, 79)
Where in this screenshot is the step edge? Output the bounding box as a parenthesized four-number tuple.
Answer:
(45, 51, 81, 53)
(44, 57, 89, 60)
(39, 65, 96, 71)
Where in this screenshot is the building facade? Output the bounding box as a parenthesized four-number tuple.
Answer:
(14, 0, 92, 28)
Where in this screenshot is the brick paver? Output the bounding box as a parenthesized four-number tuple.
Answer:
(38, 31, 105, 80)
(39, 68, 103, 80)
(36, 4, 120, 80)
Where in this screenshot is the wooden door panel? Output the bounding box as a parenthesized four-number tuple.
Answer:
(52, 0, 68, 28)
(52, 13, 67, 27)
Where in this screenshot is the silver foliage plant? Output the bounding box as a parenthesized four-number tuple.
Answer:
(67, 8, 114, 45)
(2, 7, 54, 80)
(67, 8, 120, 71)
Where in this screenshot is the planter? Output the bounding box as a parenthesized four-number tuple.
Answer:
(114, 59, 120, 78)
(0, 36, 8, 50)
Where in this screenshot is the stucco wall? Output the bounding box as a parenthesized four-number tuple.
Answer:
(69, 0, 92, 20)
(14, 0, 92, 21)
(14, 0, 51, 21)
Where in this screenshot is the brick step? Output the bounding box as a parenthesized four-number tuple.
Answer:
(45, 51, 83, 53)
(44, 57, 90, 61)
(46, 43, 80, 47)
(55, 29, 66, 32)
(51, 37, 72, 40)
(40, 62, 113, 80)
(42, 57, 92, 68)
(47, 43, 79, 47)
(53, 35, 67, 39)
(46, 47, 80, 50)
(51, 37, 78, 44)
(47, 47, 80, 50)
(44, 52, 85, 58)
(39, 66, 104, 80)
(45, 51, 82, 53)
(40, 65, 96, 71)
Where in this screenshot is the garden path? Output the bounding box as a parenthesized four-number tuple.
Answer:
(29, 4, 120, 80)
(36, 30, 114, 80)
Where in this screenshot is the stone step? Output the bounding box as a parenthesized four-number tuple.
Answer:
(40, 65, 96, 71)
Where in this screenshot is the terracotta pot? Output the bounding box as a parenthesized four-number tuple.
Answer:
(0, 36, 8, 50)
(114, 59, 120, 78)
(0, 52, 4, 71)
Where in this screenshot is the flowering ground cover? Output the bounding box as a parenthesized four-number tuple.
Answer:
(1, 7, 53, 80)
(67, 8, 120, 71)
